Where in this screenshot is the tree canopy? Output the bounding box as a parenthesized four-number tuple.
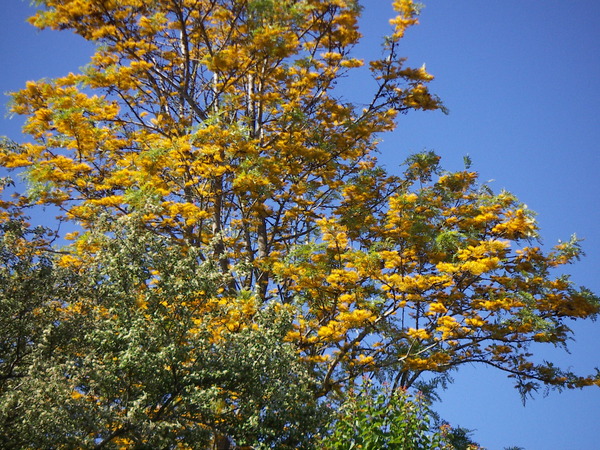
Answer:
(0, 0, 598, 447)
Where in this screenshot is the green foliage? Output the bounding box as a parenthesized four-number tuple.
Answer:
(0, 221, 55, 385)
(0, 216, 327, 448)
(0, 220, 71, 446)
(321, 381, 454, 450)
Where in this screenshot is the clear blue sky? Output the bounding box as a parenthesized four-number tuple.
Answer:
(1, 1, 599, 449)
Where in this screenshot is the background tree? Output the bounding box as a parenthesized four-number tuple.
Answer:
(0, 213, 326, 448)
(0, 0, 599, 447)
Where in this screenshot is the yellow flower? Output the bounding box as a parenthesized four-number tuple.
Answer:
(407, 327, 431, 340)
(356, 354, 375, 365)
(428, 302, 448, 314)
(464, 317, 486, 328)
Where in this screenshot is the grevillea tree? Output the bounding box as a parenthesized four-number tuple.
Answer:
(0, 0, 598, 447)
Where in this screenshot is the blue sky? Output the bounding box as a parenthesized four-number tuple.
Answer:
(1, 1, 599, 448)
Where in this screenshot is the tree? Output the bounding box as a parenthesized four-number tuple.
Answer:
(0, 213, 327, 448)
(276, 151, 599, 397)
(1, 0, 599, 447)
